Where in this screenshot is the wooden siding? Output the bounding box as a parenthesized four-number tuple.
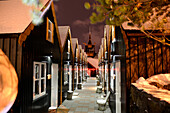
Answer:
(0, 37, 22, 78)
(124, 35, 170, 89)
(0, 3, 61, 113)
(121, 30, 170, 113)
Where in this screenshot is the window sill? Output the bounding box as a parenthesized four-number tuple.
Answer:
(64, 82, 68, 85)
(33, 93, 48, 103)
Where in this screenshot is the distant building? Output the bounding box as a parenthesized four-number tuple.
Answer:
(84, 32, 95, 57)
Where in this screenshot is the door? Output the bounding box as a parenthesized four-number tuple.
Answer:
(69, 65, 72, 91)
(115, 61, 121, 113)
(50, 63, 58, 109)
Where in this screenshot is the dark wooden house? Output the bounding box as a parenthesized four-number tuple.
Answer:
(71, 38, 79, 90)
(58, 26, 74, 103)
(121, 23, 170, 112)
(104, 25, 126, 113)
(104, 23, 170, 113)
(0, 0, 62, 113)
(78, 45, 83, 85)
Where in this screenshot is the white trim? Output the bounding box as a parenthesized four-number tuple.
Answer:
(69, 65, 72, 91)
(51, 63, 58, 108)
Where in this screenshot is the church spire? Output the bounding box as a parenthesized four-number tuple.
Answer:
(88, 26, 92, 45)
(84, 26, 95, 57)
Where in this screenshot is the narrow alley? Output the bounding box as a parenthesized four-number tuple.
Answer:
(55, 77, 111, 113)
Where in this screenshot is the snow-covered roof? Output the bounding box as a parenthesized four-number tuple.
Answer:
(122, 19, 170, 33)
(71, 38, 78, 54)
(87, 57, 99, 69)
(58, 26, 70, 48)
(0, 0, 48, 34)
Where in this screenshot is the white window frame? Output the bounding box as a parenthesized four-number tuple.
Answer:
(74, 65, 77, 79)
(33, 62, 46, 100)
(46, 17, 54, 43)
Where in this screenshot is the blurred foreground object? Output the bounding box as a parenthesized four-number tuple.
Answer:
(0, 49, 18, 113)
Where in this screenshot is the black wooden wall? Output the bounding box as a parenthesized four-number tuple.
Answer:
(109, 26, 126, 113)
(61, 34, 74, 102)
(0, 4, 61, 113)
(0, 35, 22, 113)
(122, 30, 170, 112)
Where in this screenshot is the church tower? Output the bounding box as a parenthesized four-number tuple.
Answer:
(84, 32, 95, 57)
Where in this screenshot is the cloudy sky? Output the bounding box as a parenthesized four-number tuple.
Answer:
(54, 0, 104, 53)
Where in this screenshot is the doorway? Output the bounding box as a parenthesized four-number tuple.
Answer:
(50, 63, 58, 109)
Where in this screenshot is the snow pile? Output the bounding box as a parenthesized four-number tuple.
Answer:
(132, 74, 170, 104)
(146, 74, 170, 86)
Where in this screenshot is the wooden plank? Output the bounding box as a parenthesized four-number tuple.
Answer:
(0, 38, 3, 49)
(138, 38, 146, 78)
(126, 59, 131, 89)
(146, 38, 154, 77)
(162, 45, 166, 72)
(10, 38, 17, 68)
(130, 37, 138, 83)
(157, 43, 162, 73)
(17, 44, 22, 79)
(4, 38, 10, 58)
(154, 41, 158, 74)
(167, 47, 170, 73)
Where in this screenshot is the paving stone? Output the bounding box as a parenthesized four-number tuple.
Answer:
(56, 78, 111, 113)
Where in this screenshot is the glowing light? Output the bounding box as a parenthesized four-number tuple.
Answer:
(0, 49, 18, 113)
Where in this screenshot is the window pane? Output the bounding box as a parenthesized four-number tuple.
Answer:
(41, 64, 45, 77)
(64, 64, 68, 83)
(48, 21, 51, 31)
(48, 31, 52, 42)
(35, 64, 39, 79)
(35, 81, 39, 95)
(41, 79, 45, 93)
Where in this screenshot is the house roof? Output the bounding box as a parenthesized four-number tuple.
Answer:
(104, 25, 110, 42)
(87, 57, 99, 69)
(78, 45, 82, 53)
(71, 38, 78, 54)
(122, 16, 170, 33)
(0, 0, 48, 34)
(58, 26, 70, 48)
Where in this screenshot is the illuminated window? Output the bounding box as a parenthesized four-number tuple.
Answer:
(33, 62, 46, 100)
(46, 17, 54, 43)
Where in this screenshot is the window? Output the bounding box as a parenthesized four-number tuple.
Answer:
(33, 62, 46, 100)
(46, 17, 54, 43)
(64, 64, 68, 85)
(74, 65, 77, 79)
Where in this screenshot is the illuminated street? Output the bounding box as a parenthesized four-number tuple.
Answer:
(55, 77, 111, 113)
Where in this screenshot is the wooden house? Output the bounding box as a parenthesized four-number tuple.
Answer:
(81, 49, 85, 81)
(121, 23, 170, 112)
(71, 38, 79, 90)
(103, 23, 170, 113)
(77, 45, 83, 88)
(58, 26, 74, 102)
(0, 0, 62, 113)
(83, 52, 88, 80)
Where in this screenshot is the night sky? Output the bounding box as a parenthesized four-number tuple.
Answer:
(54, 0, 104, 53)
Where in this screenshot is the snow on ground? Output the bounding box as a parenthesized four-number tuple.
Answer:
(132, 73, 170, 104)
